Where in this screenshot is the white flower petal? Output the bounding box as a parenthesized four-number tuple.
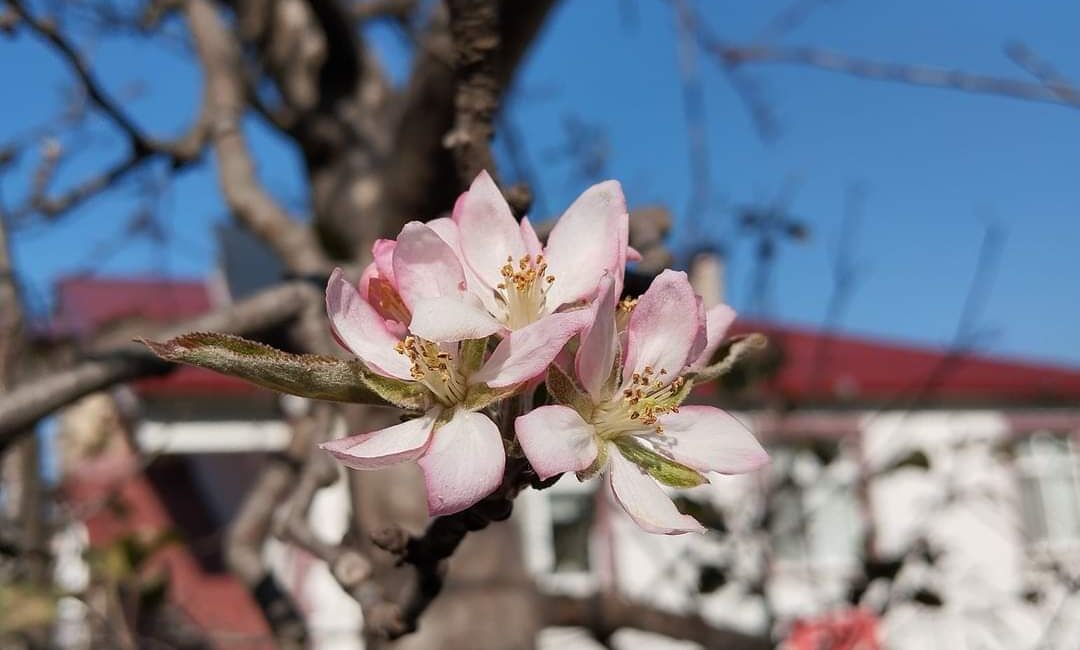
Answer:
(320, 409, 438, 469)
(455, 171, 525, 290)
(471, 309, 592, 388)
(575, 275, 618, 400)
(409, 296, 503, 342)
(392, 222, 467, 309)
(418, 409, 505, 516)
(607, 445, 705, 535)
(516, 406, 598, 480)
(544, 180, 628, 309)
(647, 406, 768, 475)
(623, 270, 704, 384)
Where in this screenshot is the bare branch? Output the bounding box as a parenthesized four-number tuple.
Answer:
(364, 453, 535, 639)
(6, 0, 149, 147)
(542, 593, 771, 650)
(379, 0, 558, 236)
(712, 42, 1080, 109)
(225, 410, 313, 650)
(0, 280, 319, 447)
(184, 0, 329, 274)
(444, 0, 501, 184)
(1004, 42, 1075, 100)
(350, 0, 417, 23)
(28, 125, 202, 219)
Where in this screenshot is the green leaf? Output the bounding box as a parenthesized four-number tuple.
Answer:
(689, 333, 768, 384)
(546, 363, 593, 417)
(462, 383, 518, 412)
(140, 332, 428, 410)
(459, 337, 490, 376)
(613, 437, 707, 488)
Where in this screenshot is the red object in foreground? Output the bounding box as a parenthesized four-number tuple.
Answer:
(784, 608, 882, 650)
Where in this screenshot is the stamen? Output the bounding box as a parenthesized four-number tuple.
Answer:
(492, 253, 556, 329)
(394, 336, 466, 405)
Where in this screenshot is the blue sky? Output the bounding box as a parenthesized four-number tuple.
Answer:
(2, 0, 1079, 367)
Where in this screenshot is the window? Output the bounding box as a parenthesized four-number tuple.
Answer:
(549, 493, 595, 573)
(1016, 433, 1080, 550)
(517, 476, 599, 591)
(768, 445, 863, 569)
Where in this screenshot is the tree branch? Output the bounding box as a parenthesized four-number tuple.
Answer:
(0, 280, 319, 448)
(444, 0, 500, 184)
(379, 0, 559, 234)
(712, 42, 1080, 109)
(6, 0, 149, 148)
(6, 0, 210, 223)
(184, 0, 330, 274)
(542, 593, 771, 650)
(350, 0, 417, 23)
(362, 448, 540, 639)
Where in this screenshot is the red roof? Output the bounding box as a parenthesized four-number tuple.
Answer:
(52, 277, 257, 396)
(730, 319, 1080, 405)
(54, 277, 214, 337)
(52, 277, 1080, 404)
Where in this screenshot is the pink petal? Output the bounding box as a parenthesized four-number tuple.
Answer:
(319, 408, 438, 470)
(543, 180, 628, 309)
(326, 268, 413, 380)
(409, 296, 503, 342)
(471, 309, 593, 388)
(623, 270, 704, 383)
(427, 215, 497, 314)
(686, 295, 708, 369)
(418, 409, 505, 516)
(614, 211, 631, 294)
(648, 406, 768, 475)
(392, 222, 467, 309)
(689, 304, 737, 370)
(607, 445, 705, 535)
(520, 217, 544, 258)
(515, 406, 598, 480)
(425, 216, 461, 249)
(450, 189, 469, 224)
(456, 171, 525, 290)
(357, 261, 379, 300)
(372, 239, 397, 287)
(575, 275, 618, 400)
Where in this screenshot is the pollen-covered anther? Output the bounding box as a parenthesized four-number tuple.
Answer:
(493, 254, 556, 329)
(394, 336, 464, 401)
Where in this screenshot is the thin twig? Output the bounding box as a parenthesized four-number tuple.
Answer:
(713, 43, 1080, 109)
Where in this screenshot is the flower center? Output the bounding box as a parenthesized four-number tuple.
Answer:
(394, 336, 467, 406)
(493, 254, 555, 329)
(593, 366, 685, 438)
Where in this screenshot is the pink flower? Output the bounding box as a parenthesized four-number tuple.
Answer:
(784, 609, 882, 650)
(320, 221, 590, 516)
(405, 171, 631, 387)
(515, 270, 768, 534)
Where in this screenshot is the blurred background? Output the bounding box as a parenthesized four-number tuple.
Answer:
(1, 0, 1079, 648)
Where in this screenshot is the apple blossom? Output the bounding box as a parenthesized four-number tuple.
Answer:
(143, 173, 768, 535)
(515, 270, 768, 534)
(320, 219, 590, 516)
(403, 171, 632, 388)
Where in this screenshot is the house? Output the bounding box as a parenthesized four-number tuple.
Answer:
(47, 273, 1080, 650)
